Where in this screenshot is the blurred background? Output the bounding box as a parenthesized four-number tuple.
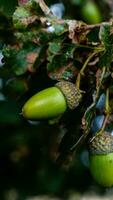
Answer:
(0, 0, 113, 199)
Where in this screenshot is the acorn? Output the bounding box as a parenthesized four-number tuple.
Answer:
(89, 133, 113, 187)
(81, 1, 102, 24)
(22, 81, 82, 120)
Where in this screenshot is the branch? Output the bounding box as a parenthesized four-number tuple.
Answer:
(34, 0, 112, 31)
(34, 0, 53, 17)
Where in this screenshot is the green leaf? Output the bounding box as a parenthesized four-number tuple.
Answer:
(53, 23, 68, 36)
(13, 5, 32, 29)
(13, 49, 28, 75)
(99, 23, 113, 68)
(3, 46, 39, 75)
(47, 43, 77, 80)
(99, 24, 111, 47)
(82, 101, 95, 135)
(13, 1, 41, 30)
(63, 44, 76, 59)
(47, 54, 67, 72)
(48, 42, 61, 54)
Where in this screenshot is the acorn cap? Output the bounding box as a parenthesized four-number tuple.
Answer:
(89, 134, 113, 155)
(55, 81, 82, 110)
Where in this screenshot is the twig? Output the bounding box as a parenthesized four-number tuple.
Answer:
(34, 0, 112, 29)
(84, 24, 102, 29)
(105, 88, 110, 114)
(90, 87, 110, 143)
(76, 49, 104, 88)
(34, 0, 53, 17)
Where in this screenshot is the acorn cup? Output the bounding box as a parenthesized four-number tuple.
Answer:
(22, 81, 82, 120)
(89, 133, 113, 187)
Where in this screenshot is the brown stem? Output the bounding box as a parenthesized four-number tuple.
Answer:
(34, 0, 53, 17)
(33, 0, 112, 27)
(96, 67, 106, 99)
(105, 88, 110, 114)
(83, 24, 102, 30)
(76, 49, 103, 88)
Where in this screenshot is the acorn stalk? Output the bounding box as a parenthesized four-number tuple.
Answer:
(22, 81, 82, 120)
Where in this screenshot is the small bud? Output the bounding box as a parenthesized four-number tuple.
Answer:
(96, 93, 106, 111)
(91, 115, 105, 134)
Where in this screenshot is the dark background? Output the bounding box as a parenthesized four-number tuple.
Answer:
(0, 0, 112, 199)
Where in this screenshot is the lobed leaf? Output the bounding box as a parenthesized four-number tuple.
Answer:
(99, 23, 113, 68)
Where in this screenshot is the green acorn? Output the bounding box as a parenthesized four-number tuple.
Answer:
(89, 133, 113, 187)
(22, 81, 82, 120)
(81, 1, 102, 24)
